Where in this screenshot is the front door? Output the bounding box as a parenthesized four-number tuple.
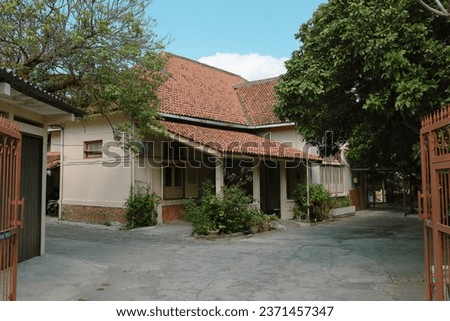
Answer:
(261, 162, 280, 215)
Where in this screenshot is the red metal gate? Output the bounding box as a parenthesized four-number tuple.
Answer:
(0, 117, 23, 301)
(419, 105, 450, 300)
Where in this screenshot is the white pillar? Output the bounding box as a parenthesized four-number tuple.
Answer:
(252, 160, 261, 209)
(279, 161, 288, 219)
(215, 158, 224, 196)
(152, 166, 163, 223)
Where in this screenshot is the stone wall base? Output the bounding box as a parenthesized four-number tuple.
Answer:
(62, 204, 127, 225)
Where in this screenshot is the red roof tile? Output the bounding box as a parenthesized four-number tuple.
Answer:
(158, 54, 250, 125)
(235, 78, 282, 126)
(47, 151, 60, 170)
(163, 121, 319, 160)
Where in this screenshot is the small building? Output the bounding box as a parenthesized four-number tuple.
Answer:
(57, 54, 353, 224)
(0, 69, 83, 261)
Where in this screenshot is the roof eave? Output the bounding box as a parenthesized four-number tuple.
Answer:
(0, 69, 85, 118)
(159, 112, 292, 130)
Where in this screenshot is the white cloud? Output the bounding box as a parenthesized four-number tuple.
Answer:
(198, 52, 287, 81)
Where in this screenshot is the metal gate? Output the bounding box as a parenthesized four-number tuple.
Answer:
(419, 105, 450, 300)
(0, 117, 23, 301)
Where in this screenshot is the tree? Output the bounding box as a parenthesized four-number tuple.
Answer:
(416, 0, 450, 18)
(275, 0, 450, 173)
(0, 0, 167, 139)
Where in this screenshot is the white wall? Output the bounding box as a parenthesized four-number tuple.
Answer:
(48, 129, 61, 152)
(61, 115, 132, 208)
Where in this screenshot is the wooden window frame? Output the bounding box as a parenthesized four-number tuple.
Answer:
(163, 166, 184, 199)
(83, 140, 103, 159)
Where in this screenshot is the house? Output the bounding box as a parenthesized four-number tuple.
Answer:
(0, 68, 83, 261)
(57, 53, 353, 224)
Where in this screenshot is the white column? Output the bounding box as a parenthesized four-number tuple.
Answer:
(215, 158, 224, 196)
(252, 160, 261, 209)
(40, 125, 48, 256)
(152, 166, 163, 223)
(279, 161, 288, 219)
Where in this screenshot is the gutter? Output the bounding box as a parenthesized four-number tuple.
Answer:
(158, 112, 294, 130)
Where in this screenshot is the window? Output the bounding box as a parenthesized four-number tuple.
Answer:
(84, 140, 103, 158)
(320, 166, 344, 194)
(164, 167, 184, 199)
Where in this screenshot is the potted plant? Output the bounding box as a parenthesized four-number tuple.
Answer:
(261, 214, 276, 232)
(248, 209, 264, 234)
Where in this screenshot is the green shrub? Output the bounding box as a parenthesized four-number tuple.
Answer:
(248, 208, 265, 227)
(217, 185, 253, 234)
(124, 186, 160, 229)
(184, 181, 218, 235)
(330, 196, 352, 209)
(185, 180, 264, 235)
(293, 184, 332, 222)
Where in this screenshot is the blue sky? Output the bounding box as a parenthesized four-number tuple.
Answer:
(149, 0, 327, 80)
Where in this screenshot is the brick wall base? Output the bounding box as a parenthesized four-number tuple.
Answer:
(162, 204, 185, 222)
(349, 189, 361, 211)
(62, 204, 127, 225)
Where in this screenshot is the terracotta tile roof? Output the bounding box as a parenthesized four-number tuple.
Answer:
(235, 78, 282, 126)
(163, 121, 319, 160)
(158, 54, 250, 125)
(47, 151, 60, 170)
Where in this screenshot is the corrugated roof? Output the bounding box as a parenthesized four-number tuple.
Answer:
(0, 68, 84, 117)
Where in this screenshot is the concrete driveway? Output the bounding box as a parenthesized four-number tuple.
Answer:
(17, 206, 425, 301)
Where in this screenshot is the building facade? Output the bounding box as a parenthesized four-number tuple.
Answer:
(58, 54, 353, 224)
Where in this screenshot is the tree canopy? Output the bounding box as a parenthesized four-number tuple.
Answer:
(275, 0, 450, 172)
(0, 0, 167, 138)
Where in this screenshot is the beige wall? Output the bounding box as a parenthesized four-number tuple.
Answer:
(258, 125, 309, 151)
(48, 129, 61, 152)
(61, 114, 132, 209)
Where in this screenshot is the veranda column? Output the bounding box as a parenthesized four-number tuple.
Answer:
(279, 161, 288, 219)
(252, 159, 261, 209)
(215, 158, 224, 196)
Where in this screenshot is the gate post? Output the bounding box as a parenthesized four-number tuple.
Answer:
(419, 105, 450, 301)
(0, 117, 22, 301)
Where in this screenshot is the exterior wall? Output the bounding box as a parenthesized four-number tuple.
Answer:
(61, 114, 132, 223)
(48, 129, 61, 152)
(59, 119, 356, 225)
(257, 125, 307, 150)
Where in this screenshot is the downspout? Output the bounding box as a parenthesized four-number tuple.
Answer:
(131, 123, 135, 190)
(306, 157, 310, 221)
(58, 126, 64, 219)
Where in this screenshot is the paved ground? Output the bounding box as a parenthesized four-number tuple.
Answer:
(17, 206, 425, 301)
